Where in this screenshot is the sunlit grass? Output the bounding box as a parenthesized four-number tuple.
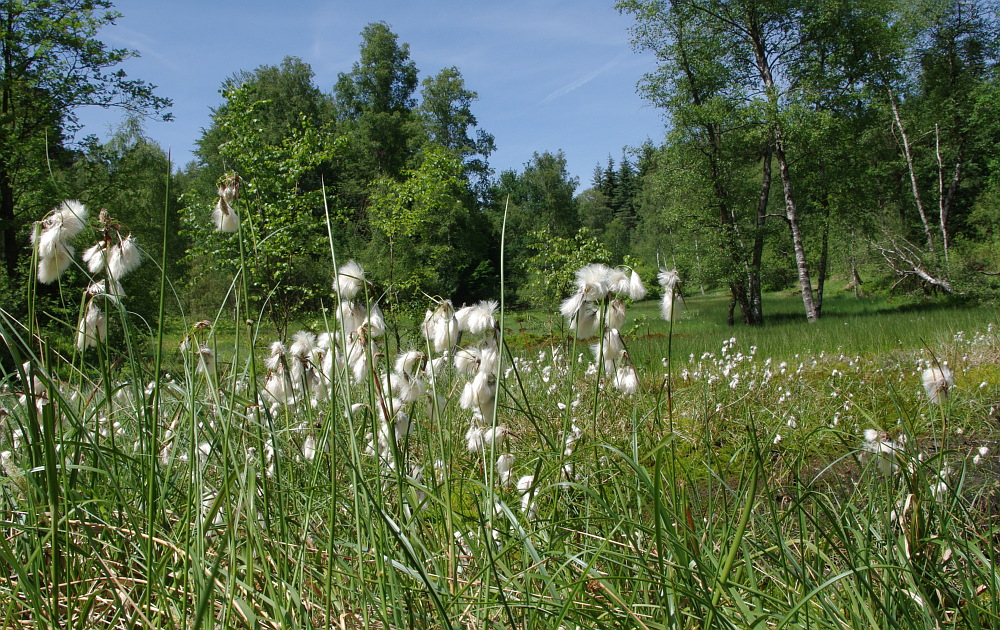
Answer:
(2, 201, 999, 628)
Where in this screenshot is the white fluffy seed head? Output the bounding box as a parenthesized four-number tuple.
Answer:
(464, 300, 498, 335)
(658, 268, 680, 291)
(334, 260, 366, 300)
(575, 263, 611, 301)
(212, 198, 240, 232)
(36, 246, 72, 284)
(628, 270, 647, 300)
(560, 292, 586, 320)
(601, 299, 627, 331)
(394, 350, 425, 377)
(108, 235, 141, 280)
(496, 453, 515, 476)
(76, 302, 106, 350)
(922, 366, 953, 403)
(569, 306, 599, 340)
(302, 433, 318, 461)
(337, 300, 366, 334)
(478, 346, 500, 376)
(661, 291, 676, 322)
(196, 344, 215, 375)
(454, 347, 481, 375)
(365, 303, 386, 338)
(33, 201, 87, 283)
(316, 332, 335, 350)
(52, 200, 88, 238)
(469, 372, 496, 409)
(290, 331, 317, 360)
(422, 299, 457, 350)
(217, 174, 240, 202)
(33, 223, 64, 258)
(465, 424, 484, 453)
(613, 364, 639, 395)
(82, 242, 108, 274)
(497, 454, 515, 484)
(516, 474, 534, 494)
(606, 267, 629, 295)
(397, 373, 426, 403)
(592, 328, 625, 364)
(431, 316, 459, 353)
(482, 425, 507, 448)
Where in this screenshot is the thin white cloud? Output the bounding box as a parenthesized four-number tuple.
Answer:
(540, 49, 628, 105)
(105, 28, 188, 75)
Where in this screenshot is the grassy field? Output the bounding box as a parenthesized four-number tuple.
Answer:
(2, 262, 999, 628)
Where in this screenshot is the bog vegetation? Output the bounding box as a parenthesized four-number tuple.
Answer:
(1, 0, 1000, 628)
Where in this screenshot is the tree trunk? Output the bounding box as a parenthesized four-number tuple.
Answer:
(749, 147, 771, 326)
(891, 96, 936, 257)
(851, 264, 864, 297)
(774, 138, 819, 322)
(816, 200, 830, 317)
(673, 16, 756, 325)
(1, 21, 18, 281)
(815, 165, 832, 317)
(937, 124, 962, 268)
(0, 160, 16, 279)
(748, 18, 818, 322)
(693, 234, 706, 296)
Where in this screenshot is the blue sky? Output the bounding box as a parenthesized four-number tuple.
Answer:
(76, 0, 666, 189)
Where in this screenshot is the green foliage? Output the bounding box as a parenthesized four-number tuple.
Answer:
(618, 0, 1000, 321)
(495, 151, 580, 240)
(194, 56, 331, 181)
(370, 145, 465, 240)
(334, 21, 418, 117)
(368, 144, 497, 309)
(5, 224, 1000, 628)
(63, 119, 184, 322)
(0, 0, 170, 289)
(183, 84, 343, 334)
(333, 21, 421, 181)
(182, 23, 504, 326)
(418, 66, 496, 196)
(520, 227, 611, 308)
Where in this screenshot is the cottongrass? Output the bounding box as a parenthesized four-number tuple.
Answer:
(4, 221, 1000, 629)
(213, 172, 241, 232)
(31, 199, 88, 283)
(922, 363, 954, 403)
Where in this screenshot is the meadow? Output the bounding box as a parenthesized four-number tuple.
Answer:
(1, 202, 999, 629)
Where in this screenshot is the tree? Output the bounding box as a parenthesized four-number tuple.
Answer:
(183, 82, 340, 335)
(495, 151, 580, 240)
(490, 151, 580, 304)
(874, 0, 997, 292)
(646, 0, 821, 320)
(64, 118, 183, 321)
(619, 0, 772, 324)
(195, 57, 331, 184)
(418, 66, 495, 193)
(584, 154, 643, 262)
(0, 0, 170, 281)
(521, 227, 612, 309)
(367, 144, 498, 308)
(334, 21, 420, 180)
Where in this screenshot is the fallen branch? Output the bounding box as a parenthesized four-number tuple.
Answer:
(872, 232, 954, 294)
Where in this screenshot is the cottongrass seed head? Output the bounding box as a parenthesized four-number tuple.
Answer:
(334, 260, 367, 301)
(922, 365, 953, 403)
(658, 269, 680, 321)
(33, 200, 88, 284)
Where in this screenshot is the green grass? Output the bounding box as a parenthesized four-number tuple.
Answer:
(611, 289, 997, 367)
(3, 225, 1000, 628)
